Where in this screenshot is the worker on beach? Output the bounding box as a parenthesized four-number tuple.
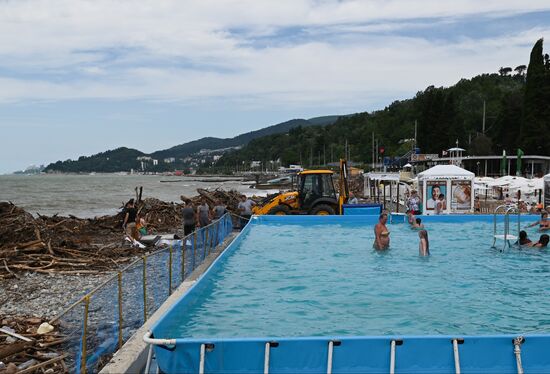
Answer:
(238, 194, 256, 229)
(213, 200, 227, 220)
(197, 198, 211, 227)
(122, 199, 138, 240)
(182, 199, 197, 236)
(373, 213, 390, 250)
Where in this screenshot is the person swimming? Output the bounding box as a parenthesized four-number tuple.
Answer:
(518, 230, 532, 246)
(526, 212, 549, 230)
(373, 213, 390, 250)
(529, 234, 549, 248)
(412, 217, 424, 229)
(418, 229, 429, 256)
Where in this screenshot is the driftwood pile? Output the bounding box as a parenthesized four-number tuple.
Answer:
(0, 202, 140, 279)
(0, 315, 64, 374)
(0, 189, 249, 279)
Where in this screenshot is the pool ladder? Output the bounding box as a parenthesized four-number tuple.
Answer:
(492, 205, 520, 250)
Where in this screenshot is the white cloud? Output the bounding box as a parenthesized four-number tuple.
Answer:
(0, 0, 549, 108)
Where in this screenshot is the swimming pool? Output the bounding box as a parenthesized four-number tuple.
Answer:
(150, 215, 550, 373)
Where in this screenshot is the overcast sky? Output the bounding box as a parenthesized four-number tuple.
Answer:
(1, 1, 549, 173)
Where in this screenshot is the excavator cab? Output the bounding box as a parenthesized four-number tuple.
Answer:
(297, 171, 338, 215)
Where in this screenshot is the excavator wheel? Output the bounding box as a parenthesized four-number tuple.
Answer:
(268, 205, 291, 215)
(310, 204, 335, 215)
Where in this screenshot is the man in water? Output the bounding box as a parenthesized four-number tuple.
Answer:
(412, 217, 424, 229)
(374, 213, 390, 250)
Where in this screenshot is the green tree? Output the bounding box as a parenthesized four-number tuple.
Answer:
(520, 38, 550, 154)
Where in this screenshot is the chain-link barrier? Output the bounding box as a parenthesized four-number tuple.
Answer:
(50, 213, 233, 373)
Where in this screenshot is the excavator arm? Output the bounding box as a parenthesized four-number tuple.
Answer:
(338, 158, 349, 214)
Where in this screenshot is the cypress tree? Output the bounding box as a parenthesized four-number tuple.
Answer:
(521, 38, 550, 154)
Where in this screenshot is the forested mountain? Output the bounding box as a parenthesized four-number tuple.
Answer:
(150, 117, 336, 160)
(45, 147, 145, 173)
(44, 116, 339, 173)
(211, 39, 550, 173)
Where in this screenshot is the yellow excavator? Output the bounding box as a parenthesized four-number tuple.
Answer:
(252, 159, 349, 215)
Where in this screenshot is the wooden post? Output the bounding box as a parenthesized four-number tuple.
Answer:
(193, 232, 197, 270)
(142, 256, 147, 321)
(80, 296, 90, 374)
(168, 245, 173, 295)
(181, 239, 186, 282)
(117, 272, 123, 349)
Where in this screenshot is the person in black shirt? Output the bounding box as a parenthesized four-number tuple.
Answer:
(123, 199, 138, 239)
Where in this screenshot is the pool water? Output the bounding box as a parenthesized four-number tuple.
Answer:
(156, 218, 550, 339)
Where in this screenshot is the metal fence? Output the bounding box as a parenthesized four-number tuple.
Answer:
(49, 214, 233, 374)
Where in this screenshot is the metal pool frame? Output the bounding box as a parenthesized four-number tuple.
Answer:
(144, 215, 546, 374)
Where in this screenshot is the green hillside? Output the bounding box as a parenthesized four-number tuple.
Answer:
(45, 116, 340, 173)
(211, 39, 550, 172)
(45, 147, 145, 173)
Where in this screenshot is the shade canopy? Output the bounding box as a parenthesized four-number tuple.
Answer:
(417, 165, 474, 181)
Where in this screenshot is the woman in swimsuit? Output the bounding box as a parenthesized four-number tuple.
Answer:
(526, 212, 549, 230)
(374, 213, 390, 250)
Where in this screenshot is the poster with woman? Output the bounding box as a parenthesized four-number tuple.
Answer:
(451, 181, 472, 210)
(426, 181, 446, 211)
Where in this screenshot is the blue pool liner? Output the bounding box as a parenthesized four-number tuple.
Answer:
(150, 214, 543, 373)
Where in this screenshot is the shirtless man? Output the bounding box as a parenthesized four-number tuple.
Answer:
(374, 213, 390, 250)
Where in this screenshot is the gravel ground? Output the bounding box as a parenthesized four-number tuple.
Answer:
(0, 229, 238, 321)
(0, 272, 114, 319)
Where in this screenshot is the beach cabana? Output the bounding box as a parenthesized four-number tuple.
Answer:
(417, 165, 474, 215)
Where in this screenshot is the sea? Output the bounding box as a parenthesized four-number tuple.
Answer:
(0, 174, 266, 218)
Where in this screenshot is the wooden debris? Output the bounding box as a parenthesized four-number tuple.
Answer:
(0, 189, 243, 278)
(0, 316, 65, 373)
